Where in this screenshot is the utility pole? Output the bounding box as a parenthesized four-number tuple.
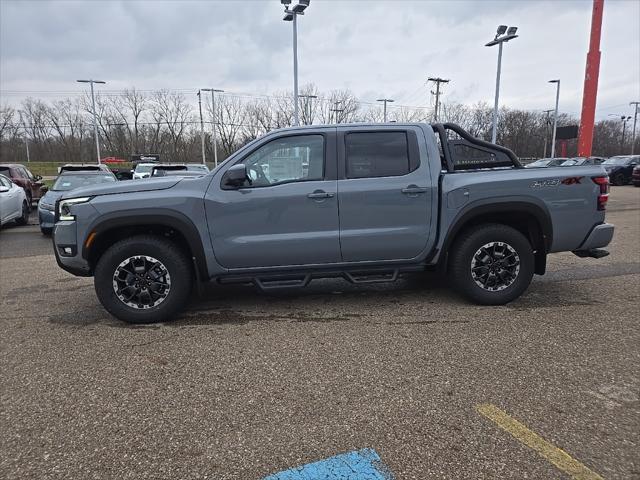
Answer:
(299, 94, 317, 125)
(77, 79, 106, 164)
(18, 111, 30, 163)
(376, 98, 394, 122)
(330, 101, 344, 124)
(630, 101, 639, 154)
(543, 109, 554, 158)
(197, 90, 206, 164)
(427, 77, 449, 122)
(577, 0, 604, 157)
(202, 88, 224, 167)
(549, 79, 561, 158)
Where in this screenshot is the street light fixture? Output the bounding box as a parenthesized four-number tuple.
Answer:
(376, 98, 394, 122)
(77, 79, 106, 164)
(485, 25, 518, 143)
(201, 88, 224, 167)
(282, 0, 311, 126)
(549, 79, 561, 158)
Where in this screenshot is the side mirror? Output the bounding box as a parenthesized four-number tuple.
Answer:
(223, 164, 249, 188)
(34, 174, 42, 181)
(0, 186, 9, 193)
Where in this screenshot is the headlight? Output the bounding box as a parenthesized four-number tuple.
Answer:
(58, 197, 91, 221)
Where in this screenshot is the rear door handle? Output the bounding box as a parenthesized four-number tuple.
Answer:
(307, 191, 335, 199)
(401, 186, 428, 195)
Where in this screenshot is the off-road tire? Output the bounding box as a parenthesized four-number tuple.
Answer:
(449, 223, 534, 305)
(94, 235, 193, 324)
(15, 201, 29, 225)
(41, 227, 53, 235)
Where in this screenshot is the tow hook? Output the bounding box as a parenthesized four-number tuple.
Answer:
(572, 248, 610, 259)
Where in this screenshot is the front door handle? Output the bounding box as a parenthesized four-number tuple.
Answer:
(307, 190, 334, 199)
(401, 186, 428, 195)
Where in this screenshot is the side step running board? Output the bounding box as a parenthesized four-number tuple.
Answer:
(343, 270, 399, 284)
(254, 274, 311, 291)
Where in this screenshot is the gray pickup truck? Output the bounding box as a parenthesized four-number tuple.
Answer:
(52, 123, 614, 323)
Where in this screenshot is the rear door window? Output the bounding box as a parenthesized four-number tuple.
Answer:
(345, 132, 411, 179)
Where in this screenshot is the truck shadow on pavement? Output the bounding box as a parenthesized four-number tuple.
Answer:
(47, 264, 631, 328)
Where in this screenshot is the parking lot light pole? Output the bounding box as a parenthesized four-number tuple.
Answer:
(485, 26, 518, 144)
(202, 88, 224, 167)
(630, 101, 639, 154)
(18, 110, 30, 162)
(197, 90, 206, 164)
(549, 80, 560, 158)
(376, 98, 394, 122)
(299, 94, 317, 125)
(282, 0, 310, 126)
(77, 79, 106, 164)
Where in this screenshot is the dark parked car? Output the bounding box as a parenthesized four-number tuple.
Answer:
(0, 163, 46, 207)
(38, 170, 117, 235)
(632, 165, 640, 187)
(602, 156, 639, 185)
(560, 157, 605, 167)
(524, 158, 568, 168)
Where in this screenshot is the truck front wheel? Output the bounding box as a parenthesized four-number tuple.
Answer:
(449, 224, 534, 305)
(94, 235, 193, 324)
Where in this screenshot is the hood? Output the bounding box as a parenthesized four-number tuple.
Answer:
(60, 177, 181, 200)
(39, 190, 64, 206)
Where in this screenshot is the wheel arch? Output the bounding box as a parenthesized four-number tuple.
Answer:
(440, 200, 553, 275)
(83, 209, 208, 279)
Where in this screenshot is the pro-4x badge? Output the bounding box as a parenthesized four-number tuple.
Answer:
(531, 179, 560, 188)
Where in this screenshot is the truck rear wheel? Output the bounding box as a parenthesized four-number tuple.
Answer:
(94, 235, 193, 324)
(449, 224, 534, 305)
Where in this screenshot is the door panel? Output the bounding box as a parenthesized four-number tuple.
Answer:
(337, 127, 433, 262)
(205, 129, 340, 269)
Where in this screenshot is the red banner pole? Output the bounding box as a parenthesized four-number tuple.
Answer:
(577, 0, 604, 157)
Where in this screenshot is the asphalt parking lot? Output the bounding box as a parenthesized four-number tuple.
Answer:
(1, 187, 639, 479)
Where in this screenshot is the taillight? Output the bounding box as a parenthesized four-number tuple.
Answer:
(592, 176, 609, 211)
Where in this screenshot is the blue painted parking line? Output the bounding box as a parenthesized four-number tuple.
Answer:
(263, 448, 393, 480)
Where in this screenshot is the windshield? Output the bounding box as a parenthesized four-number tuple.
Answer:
(135, 164, 154, 173)
(603, 157, 631, 165)
(529, 160, 551, 167)
(561, 159, 579, 166)
(186, 164, 209, 172)
(52, 173, 116, 191)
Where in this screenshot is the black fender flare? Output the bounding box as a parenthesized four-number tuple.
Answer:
(439, 197, 553, 272)
(83, 209, 209, 279)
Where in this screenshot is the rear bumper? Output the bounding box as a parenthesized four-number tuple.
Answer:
(576, 223, 614, 251)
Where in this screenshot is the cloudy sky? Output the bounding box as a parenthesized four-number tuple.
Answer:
(1, 0, 638, 119)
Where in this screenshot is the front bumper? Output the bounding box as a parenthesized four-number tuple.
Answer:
(38, 206, 55, 229)
(53, 220, 92, 277)
(576, 223, 615, 251)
